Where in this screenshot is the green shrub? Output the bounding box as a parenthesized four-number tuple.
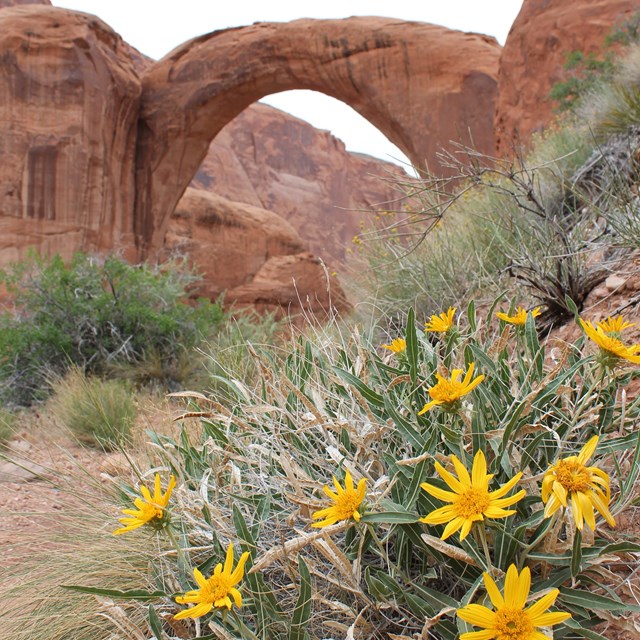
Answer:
(0, 253, 225, 405)
(51, 368, 136, 451)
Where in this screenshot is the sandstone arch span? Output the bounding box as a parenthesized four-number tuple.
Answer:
(136, 17, 501, 252)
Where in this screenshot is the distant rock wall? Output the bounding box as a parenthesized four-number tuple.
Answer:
(495, 0, 640, 153)
(0, 5, 140, 263)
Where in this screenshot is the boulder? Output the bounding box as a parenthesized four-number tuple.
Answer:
(164, 187, 306, 300)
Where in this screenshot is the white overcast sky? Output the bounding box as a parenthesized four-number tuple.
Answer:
(53, 1, 524, 168)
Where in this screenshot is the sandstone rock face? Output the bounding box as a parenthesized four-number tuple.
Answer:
(495, 0, 639, 153)
(165, 187, 305, 300)
(0, 0, 50, 7)
(137, 17, 501, 252)
(192, 103, 408, 264)
(0, 6, 140, 263)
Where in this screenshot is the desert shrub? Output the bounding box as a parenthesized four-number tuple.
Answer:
(39, 300, 640, 639)
(50, 368, 136, 450)
(549, 11, 640, 112)
(0, 253, 225, 405)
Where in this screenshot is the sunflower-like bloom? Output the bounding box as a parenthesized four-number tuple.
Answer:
(420, 451, 525, 541)
(312, 469, 366, 528)
(174, 543, 250, 619)
(418, 363, 484, 414)
(495, 306, 541, 326)
(597, 314, 635, 334)
(579, 317, 640, 365)
(541, 435, 615, 531)
(382, 338, 406, 354)
(113, 473, 176, 535)
(457, 564, 571, 640)
(425, 307, 456, 333)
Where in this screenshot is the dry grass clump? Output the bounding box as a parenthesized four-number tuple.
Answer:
(50, 368, 137, 451)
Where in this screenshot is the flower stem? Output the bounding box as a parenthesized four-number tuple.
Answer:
(477, 524, 492, 572)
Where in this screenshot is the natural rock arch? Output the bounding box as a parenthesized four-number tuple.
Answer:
(135, 17, 501, 252)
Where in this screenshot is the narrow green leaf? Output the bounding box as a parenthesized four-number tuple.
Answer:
(148, 604, 164, 639)
(289, 555, 312, 640)
(571, 529, 582, 577)
(360, 511, 420, 524)
(564, 294, 580, 319)
(560, 587, 640, 611)
(467, 299, 477, 332)
(332, 366, 385, 407)
(564, 617, 610, 640)
(384, 395, 425, 449)
(405, 306, 419, 385)
(524, 311, 543, 378)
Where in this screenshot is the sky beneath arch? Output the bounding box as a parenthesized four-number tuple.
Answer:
(52, 1, 525, 169)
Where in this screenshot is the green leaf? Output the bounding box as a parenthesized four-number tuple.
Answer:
(524, 311, 543, 378)
(564, 618, 610, 640)
(384, 395, 425, 449)
(332, 366, 385, 407)
(62, 585, 170, 601)
(467, 299, 477, 332)
(405, 307, 419, 385)
(148, 604, 164, 639)
(560, 587, 640, 612)
(288, 556, 312, 640)
(360, 511, 420, 524)
(571, 529, 582, 577)
(564, 294, 580, 319)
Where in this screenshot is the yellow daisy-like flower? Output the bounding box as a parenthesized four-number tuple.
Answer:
(495, 306, 541, 326)
(579, 317, 640, 365)
(312, 469, 366, 528)
(420, 451, 525, 541)
(541, 435, 615, 531)
(425, 307, 456, 333)
(174, 543, 250, 619)
(597, 314, 635, 334)
(113, 473, 176, 535)
(457, 564, 571, 640)
(382, 338, 406, 354)
(418, 363, 484, 414)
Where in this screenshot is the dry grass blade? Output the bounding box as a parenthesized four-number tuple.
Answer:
(249, 523, 350, 573)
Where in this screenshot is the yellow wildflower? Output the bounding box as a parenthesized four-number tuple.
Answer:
(425, 307, 456, 333)
(597, 314, 635, 334)
(418, 363, 484, 414)
(312, 469, 366, 528)
(420, 451, 525, 541)
(541, 435, 615, 531)
(495, 306, 541, 326)
(382, 338, 406, 354)
(174, 543, 250, 619)
(113, 473, 176, 535)
(457, 564, 571, 640)
(579, 317, 640, 365)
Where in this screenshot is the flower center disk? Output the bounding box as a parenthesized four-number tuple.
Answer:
(554, 459, 591, 493)
(454, 487, 490, 518)
(494, 608, 534, 640)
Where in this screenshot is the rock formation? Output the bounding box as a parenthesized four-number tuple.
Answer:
(495, 0, 639, 153)
(191, 103, 408, 264)
(136, 17, 501, 252)
(0, 5, 140, 264)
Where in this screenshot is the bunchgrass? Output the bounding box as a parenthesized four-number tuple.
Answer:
(50, 368, 137, 451)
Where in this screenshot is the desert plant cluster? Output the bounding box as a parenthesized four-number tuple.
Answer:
(3, 13, 640, 640)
